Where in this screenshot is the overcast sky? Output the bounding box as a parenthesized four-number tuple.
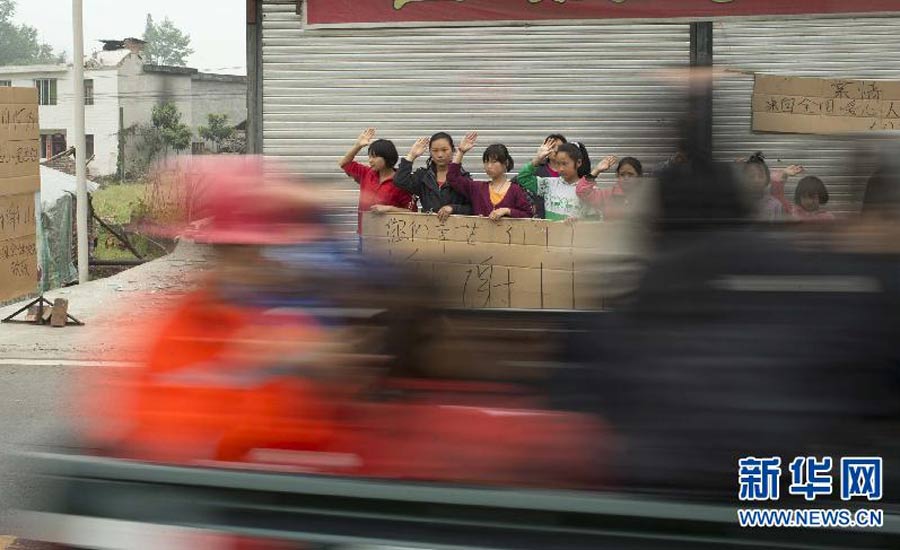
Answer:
(12, 0, 246, 74)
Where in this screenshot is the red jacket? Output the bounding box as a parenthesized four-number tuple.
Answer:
(343, 161, 416, 233)
(82, 290, 339, 464)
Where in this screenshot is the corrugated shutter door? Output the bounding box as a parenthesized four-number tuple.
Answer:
(262, 0, 689, 234)
(713, 17, 900, 215)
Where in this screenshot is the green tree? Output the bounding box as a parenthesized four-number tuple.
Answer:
(152, 102, 193, 152)
(125, 102, 192, 176)
(0, 0, 65, 65)
(198, 113, 236, 152)
(142, 14, 194, 66)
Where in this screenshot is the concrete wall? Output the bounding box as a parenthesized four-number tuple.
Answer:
(190, 75, 247, 139)
(118, 56, 194, 133)
(118, 56, 195, 173)
(119, 59, 246, 166)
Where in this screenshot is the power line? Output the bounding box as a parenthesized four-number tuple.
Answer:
(42, 92, 248, 100)
(0, 71, 246, 82)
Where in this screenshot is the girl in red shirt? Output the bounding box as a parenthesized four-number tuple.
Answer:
(576, 156, 643, 222)
(339, 128, 416, 234)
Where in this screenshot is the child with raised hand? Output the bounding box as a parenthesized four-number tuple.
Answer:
(446, 131, 532, 222)
(517, 140, 590, 222)
(589, 154, 620, 180)
(768, 161, 805, 213)
(577, 156, 643, 222)
(739, 152, 805, 220)
(791, 175, 835, 222)
(339, 128, 416, 234)
(395, 132, 473, 223)
(511, 134, 577, 218)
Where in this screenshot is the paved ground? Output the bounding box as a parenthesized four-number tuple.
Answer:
(0, 241, 210, 360)
(0, 362, 67, 536)
(0, 242, 210, 544)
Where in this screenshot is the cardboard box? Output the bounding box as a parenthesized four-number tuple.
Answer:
(752, 75, 900, 134)
(362, 212, 604, 310)
(361, 212, 597, 249)
(364, 237, 577, 271)
(1, 174, 40, 196)
(0, 234, 38, 302)
(0, 87, 39, 105)
(0, 192, 37, 241)
(1, 87, 39, 303)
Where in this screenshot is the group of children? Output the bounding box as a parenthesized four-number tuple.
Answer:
(741, 151, 835, 222)
(339, 129, 835, 234)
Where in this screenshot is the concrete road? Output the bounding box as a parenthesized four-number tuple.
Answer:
(0, 243, 206, 547)
(0, 358, 108, 545)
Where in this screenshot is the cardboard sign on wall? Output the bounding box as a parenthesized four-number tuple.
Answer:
(1, 87, 40, 303)
(752, 75, 900, 134)
(362, 212, 603, 310)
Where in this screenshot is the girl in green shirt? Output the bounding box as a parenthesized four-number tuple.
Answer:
(517, 141, 592, 221)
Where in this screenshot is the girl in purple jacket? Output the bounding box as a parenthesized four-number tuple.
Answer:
(446, 131, 532, 221)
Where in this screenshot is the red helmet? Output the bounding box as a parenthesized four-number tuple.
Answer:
(156, 156, 328, 245)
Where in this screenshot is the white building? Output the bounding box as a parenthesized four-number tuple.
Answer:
(0, 38, 247, 177)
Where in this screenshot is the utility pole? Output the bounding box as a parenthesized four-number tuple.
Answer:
(72, 0, 88, 283)
(118, 107, 125, 180)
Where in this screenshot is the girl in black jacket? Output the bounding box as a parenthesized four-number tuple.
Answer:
(395, 132, 473, 221)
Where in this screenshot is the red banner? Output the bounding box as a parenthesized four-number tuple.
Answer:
(305, 0, 900, 27)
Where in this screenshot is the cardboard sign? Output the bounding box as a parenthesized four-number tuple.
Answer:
(305, 0, 900, 28)
(1, 87, 39, 303)
(752, 75, 900, 134)
(362, 212, 603, 310)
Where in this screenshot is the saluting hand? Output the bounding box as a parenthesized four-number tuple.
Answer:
(534, 141, 555, 164)
(356, 128, 376, 148)
(458, 131, 479, 154)
(408, 137, 429, 160)
(784, 165, 805, 177)
(596, 155, 618, 174)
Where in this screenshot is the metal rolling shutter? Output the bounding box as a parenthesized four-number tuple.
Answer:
(262, 0, 689, 233)
(713, 17, 900, 215)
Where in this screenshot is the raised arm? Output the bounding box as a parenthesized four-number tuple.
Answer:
(339, 128, 375, 171)
(517, 141, 555, 195)
(447, 131, 480, 199)
(590, 155, 618, 179)
(447, 163, 478, 199)
(770, 164, 804, 211)
(394, 137, 430, 196)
